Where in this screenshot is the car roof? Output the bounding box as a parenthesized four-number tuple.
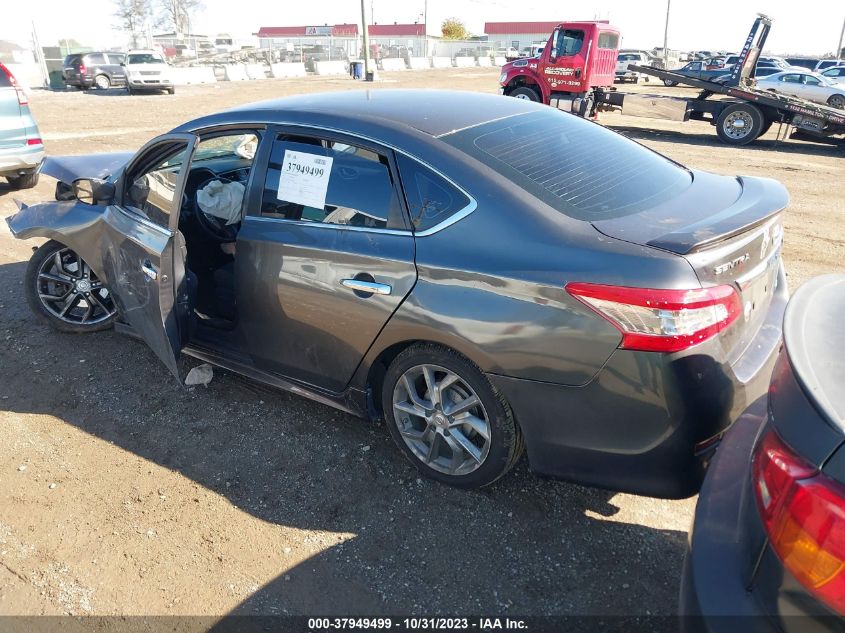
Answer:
(214, 89, 540, 138)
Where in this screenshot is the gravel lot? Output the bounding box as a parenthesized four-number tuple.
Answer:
(0, 68, 843, 618)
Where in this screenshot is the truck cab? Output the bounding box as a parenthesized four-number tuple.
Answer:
(499, 21, 620, 103)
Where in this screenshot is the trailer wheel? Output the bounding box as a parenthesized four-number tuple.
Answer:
(510, 86, 540, 101)
(716, 103, 765, 145)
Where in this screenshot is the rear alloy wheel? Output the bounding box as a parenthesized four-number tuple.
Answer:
(25, 240, 116, 333)
(509, 86, 540, 101)
(382, 344, 523, 488)
(94, 74, 111, 90)
(828, 94, 845, 110)
(716, 103, 765, 145)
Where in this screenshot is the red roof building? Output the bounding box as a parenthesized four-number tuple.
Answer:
(256, 24, 359, 38)
(483, 21, 561, 35)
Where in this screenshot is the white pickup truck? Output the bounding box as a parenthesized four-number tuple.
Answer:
(615, 51, 651, 83)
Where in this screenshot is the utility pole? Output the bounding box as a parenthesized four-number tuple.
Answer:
(361, 0, 375, 81)
(663, 0, 671, 70)
(837, 14, 844, 59)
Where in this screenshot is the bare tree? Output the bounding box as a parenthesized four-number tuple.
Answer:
(113, 0, 152, 47)
(157, 0, 202, 34)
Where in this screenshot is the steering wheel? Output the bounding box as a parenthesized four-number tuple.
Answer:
(192, 176, 241, 242)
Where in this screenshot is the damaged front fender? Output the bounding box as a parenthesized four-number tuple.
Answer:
(6, 200, 111, 280)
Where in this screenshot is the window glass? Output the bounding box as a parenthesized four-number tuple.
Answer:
(804, 75, 821, 85)
(689, 62, 702, 71)
(396, 155, 470, 231)
(106, 54, 125, 65)
(124, 143, 188, 228)
(781, 74, 801, 83)
(86, 53, 106, 65)
(261, 136, 401, 230)
(597, 32, 619, 49)
(127, 53, 165, 64)
(555, 29, 584, 57)
(443, 109, 691, 222)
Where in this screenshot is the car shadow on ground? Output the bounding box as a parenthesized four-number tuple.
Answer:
(606, 123, 844, 157)
(0, 258, 689, 616)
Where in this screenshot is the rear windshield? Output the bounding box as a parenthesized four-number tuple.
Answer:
(443, 110, 691, 221)
(127, 53, 164, 64)
(64, 54, 82, 66)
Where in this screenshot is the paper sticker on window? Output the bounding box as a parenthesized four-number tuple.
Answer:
(277, 150, 334, 209)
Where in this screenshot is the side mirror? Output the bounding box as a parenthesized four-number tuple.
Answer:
(549, 29, 559, 62)
(73, 178, 115, 206)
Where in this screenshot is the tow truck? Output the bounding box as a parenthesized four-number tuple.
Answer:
(499, 15, 845, 146)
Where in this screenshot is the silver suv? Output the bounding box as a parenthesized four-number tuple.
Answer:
(0, 63, 43, 189)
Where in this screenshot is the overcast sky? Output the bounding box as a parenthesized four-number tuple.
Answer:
(2, 0, 843, 56)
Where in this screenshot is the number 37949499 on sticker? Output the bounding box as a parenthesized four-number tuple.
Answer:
(277, 149, 334, 209)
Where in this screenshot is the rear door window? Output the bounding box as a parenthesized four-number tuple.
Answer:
(597, 32, 619, 49)
(443, 109, 691, 221)
(106, 54, 125, 65)
(86, 53, 107, 65)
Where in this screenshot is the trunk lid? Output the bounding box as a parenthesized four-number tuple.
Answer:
(592, 170, 788, 361)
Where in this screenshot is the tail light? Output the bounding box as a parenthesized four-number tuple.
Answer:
(565, 283, 741, 353)
(753, 429, 845, 614)
(79, 64, 87, 75)
(0, 63, 27, 105)
(26, 138, 42, 146)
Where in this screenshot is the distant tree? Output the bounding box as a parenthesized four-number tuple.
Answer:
(156, 0, 202, 34)
(114, 0, 152, 47)
(441, 18, 468, 40)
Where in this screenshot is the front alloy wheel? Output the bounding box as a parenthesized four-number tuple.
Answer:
(382, 344, 523, 488)
(25, 240, 116, 333)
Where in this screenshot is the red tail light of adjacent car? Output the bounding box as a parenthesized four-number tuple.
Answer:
(753, 429, 845, 615)
(565, 283, 742, 353)
(0, 63, 28, 106)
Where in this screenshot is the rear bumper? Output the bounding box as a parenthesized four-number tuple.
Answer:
(679, 398, 778, 632)
(488, 267, 787, 499)
(0, 145, 44, 177)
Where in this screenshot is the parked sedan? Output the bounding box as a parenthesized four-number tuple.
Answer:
(662, 60, 733, 85)
(756, 71, 845, 109)
(0, 63, 43, 189)
(681, 275, 845, 631)
(6, 90, 789, 496)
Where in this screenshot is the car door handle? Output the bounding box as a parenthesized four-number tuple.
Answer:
(341, 279, 392, 296)
(141, 260, 158, 281)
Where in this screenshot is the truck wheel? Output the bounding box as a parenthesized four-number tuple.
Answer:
(716, 103, 765, 145)
(663, 79, 678, 87)
(509, 86, 540, 101)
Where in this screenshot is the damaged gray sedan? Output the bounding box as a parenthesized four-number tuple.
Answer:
(7, 90, 789, 496)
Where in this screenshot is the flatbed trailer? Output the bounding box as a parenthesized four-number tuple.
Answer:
(584, 63, 845, 145)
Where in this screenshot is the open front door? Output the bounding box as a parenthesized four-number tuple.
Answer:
(101, 133, 198, 379)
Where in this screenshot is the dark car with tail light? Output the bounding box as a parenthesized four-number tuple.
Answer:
(6, 90, 787, 496)
(62, 52, 127, 90)
(682, 274, 845, 630)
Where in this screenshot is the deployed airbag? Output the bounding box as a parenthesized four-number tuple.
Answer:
(196, 180, 245, 225)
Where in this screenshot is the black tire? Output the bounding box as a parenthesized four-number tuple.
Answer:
(94, 74, 111, 90)
(127, 87, 135, 95)
(24, 240, 116, 334)
(166, 87, 175, 95)
(715, 103, 765, 145)
(382, 343, 524, 488)
(663, 79, 678, 87)
(509, 86, 540, 101)
(827, 94, 845, 110)
(6, 172, 39, 190)
(759, 120, 774, 137)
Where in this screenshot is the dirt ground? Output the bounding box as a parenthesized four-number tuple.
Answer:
(0, 68, 842, 620)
